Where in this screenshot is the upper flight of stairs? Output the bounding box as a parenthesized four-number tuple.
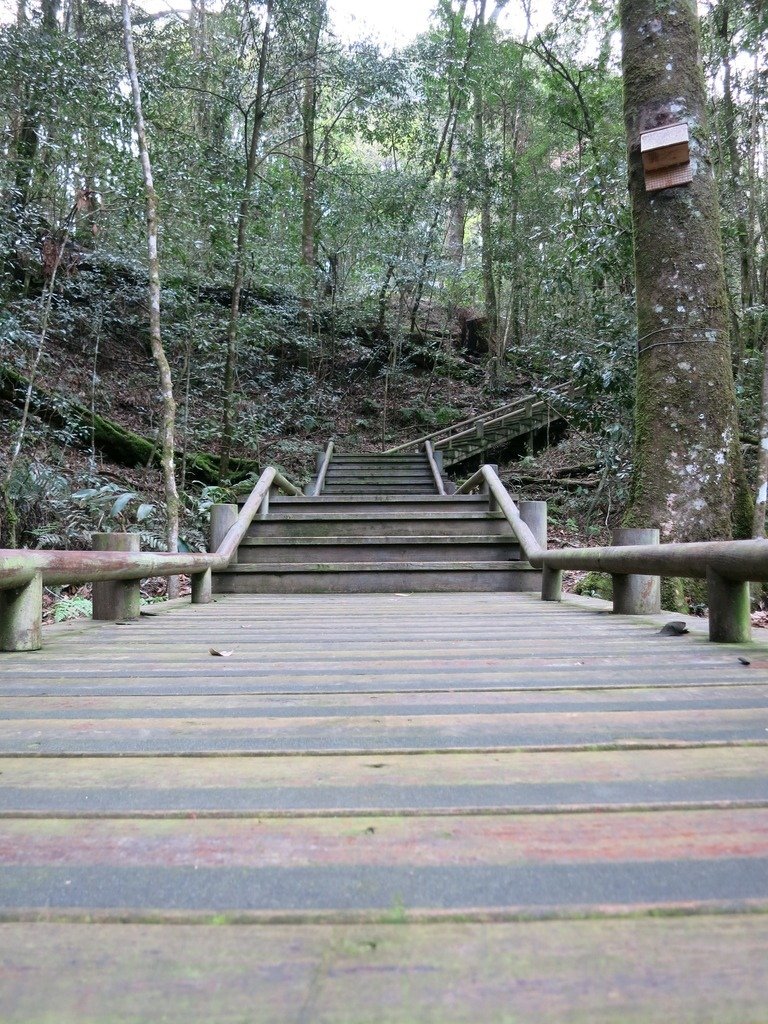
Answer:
(386, 390, 570, 471)
(213, 451, 541, 594)
(322, 453, 438, 495)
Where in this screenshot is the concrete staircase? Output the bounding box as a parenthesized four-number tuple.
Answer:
(213, 451, 540, 594)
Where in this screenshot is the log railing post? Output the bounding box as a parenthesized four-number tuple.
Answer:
(210, 504, 238, 563)
(260, 488, 271, 519)
(519, 501, 547, 549)
(482, 464, 499, 511)
(0, 572, 42, 651)
(92, 533, 141, 621)
(707, 568, 751, 643)
(191, 568, 212, 605)
(541, 566, 563, 602)
(611, 529, 661, 615)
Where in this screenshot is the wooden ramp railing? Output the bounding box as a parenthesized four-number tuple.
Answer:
(457, 463, 768, 644)
(0, 467, 300, 651)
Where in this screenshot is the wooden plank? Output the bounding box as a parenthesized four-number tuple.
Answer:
(2, 917, 767, 1024)
(0, 707, 765, 755)
(1, 591, 767, 1017)
(1, 812, 767, 918)
(2, 746, 767, 816)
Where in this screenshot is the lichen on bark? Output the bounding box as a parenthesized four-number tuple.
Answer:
(620, 0, 752, 542)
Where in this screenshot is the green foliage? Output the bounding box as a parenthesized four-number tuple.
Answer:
(53, 596, 92, 622)
(0, 0, 763, 549)
(70, 485, 157, 533)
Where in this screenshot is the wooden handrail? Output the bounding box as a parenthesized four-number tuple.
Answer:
(458, 463, 768, 582)
(430, 398, 552, 451)
(0, 466, 301, 650)
(456, 463, 768, 643)
(311, 441, 334, 497)
(385, 398, 532, 454)
(424, 441, 446, 496)
(0, 467, 300, 588)
(457, 466, 543, 563)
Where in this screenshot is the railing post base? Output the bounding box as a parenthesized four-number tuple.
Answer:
(519, 501, 548, 550)
(0, 572, 42, 651)
(482, 464, 499, 511)
(191, 568, 212, 605)
(92, 533, 141, 621)
(210, 504, 238, 565)
(707, 568, 751, 643)
(260, 487, 273, 519)
(611, 529, 661, 615)
(541, 566, 563, 602)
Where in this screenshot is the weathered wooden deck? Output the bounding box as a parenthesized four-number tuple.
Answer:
(1, 591, 768, 1022)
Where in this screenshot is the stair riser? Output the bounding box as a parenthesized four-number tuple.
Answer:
(323, 484, 437, 490)
(323, 487, 439, 495)
(246, 519, 514, 538)
(213, 569, 541, 594)
(322, 477, 436, 482)
(264, 503, 492, 514)
(329, 456, 427, 462)
(328, 462, 428, 469)
(259, 496, 491, 508)
(237, 543, 522, 564)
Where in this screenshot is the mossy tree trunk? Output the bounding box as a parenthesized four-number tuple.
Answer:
(620, 0, 752, 542)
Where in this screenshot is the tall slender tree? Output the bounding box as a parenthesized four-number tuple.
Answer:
(122, 0, 180, 580)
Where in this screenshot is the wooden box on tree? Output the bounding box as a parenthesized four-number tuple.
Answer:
(640, 122, 692, 191)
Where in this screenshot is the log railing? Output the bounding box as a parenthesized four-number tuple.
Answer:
(0, 466, 300, 652)
(310, 441, 334, 497)
(459, 463, 768, 645)
(424, 441, 446, 496)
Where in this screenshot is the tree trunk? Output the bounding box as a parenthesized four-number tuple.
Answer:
(472, 0, 499, 378)
(219, 0, 273, 483)
(620, 0, 752, 542)
(122, 0, 180, 582)
(715, 1, 753, 325)
(300, 1, 323, 332)
(753, 349, 768, 538)
(445, 180, 467, 271)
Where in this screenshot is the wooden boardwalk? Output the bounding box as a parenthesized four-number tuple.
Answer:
(1, 591, 768, 1022)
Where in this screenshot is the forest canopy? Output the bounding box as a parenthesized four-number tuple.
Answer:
(0, 0, 766, 554)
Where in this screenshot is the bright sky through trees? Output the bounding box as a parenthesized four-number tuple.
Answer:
(0, 0, 556, 40)
(328, 0, 556, 46)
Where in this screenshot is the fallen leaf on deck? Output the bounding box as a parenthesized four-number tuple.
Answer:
(209, 648, 233, 657)
(658, 621, 689, 636)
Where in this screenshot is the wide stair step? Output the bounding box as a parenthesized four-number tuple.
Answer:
(247, 514, 517, 538)
(214, 561, 537, 594)
(238, 536, 522, 563)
